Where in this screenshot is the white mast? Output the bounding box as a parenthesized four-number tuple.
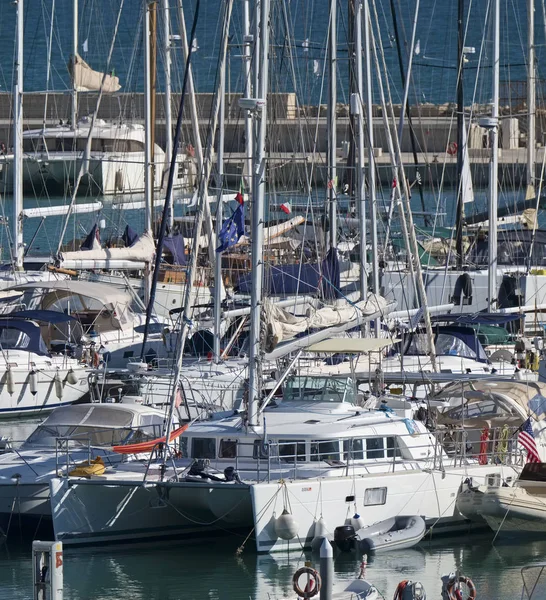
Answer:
(527, 0, 535, 198)
(247, 0, 270, 428)
(327, 0, 337, 248)
(213, 49, 226, 364)
(364, 0, 379, 335)
(12, 0, 24, 270)
(161, 0, 174, 229)
(143, 0, 153, 234)
(354, 0, 367, 301)
(243, 0, 253, 196)
(72, 0, 78, 128)
(487, 0, 500, 311)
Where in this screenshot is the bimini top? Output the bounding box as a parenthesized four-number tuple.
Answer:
(435, 380, 546, 427)
(8, 309, 80, 324)
(307, 338, 397, 353)
(10, 280, 132, 308)
(0, 318, 49, 356)
(38, 403, 162, 429)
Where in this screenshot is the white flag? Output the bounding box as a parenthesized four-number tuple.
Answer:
(414, 39, 420, 56)
(313, 59, 320, 77)
(82, 39, 89, 54)
(302, 38, 309, 52)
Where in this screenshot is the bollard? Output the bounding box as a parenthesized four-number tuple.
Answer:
(32, 540, 63, 600)
(319, 537, 333, 600)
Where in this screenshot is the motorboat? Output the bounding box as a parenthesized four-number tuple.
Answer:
(0, 117, 195, 196)
(0, 401, 174, 532)
(46, 373, 531, 549)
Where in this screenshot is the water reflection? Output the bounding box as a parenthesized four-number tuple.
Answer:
(0, 534, 545, 599)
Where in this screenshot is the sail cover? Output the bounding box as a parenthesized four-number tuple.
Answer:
(69, 54, 121, 93)
(262, 294, 389, 350)
(58, 231, 155, 265)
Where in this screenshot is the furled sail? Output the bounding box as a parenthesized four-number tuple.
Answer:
(262, 294, 389, 351)
(57, 231, 154, 267)
(69, 54, 121, 93)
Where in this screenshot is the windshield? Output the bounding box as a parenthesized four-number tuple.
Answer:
(405, 333, 477, 359)
(283, 376, 355, 404)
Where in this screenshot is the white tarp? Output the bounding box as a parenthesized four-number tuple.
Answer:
(58, 231, 155, 265)
(70, 54, 121, 93)
(263, 294, 389, 349)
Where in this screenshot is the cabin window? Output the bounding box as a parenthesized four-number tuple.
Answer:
(253, 439, 271, 459)
(310, 440, 341, 462)
(219, 439, 237, 458)
(278, 440, 306, 462)
(386, 437, 402, 458)
(364, 487, 387, 506)
(191, 437, 216, 459)
(366, 438, 385, 459)
(343, 439, 365, 460)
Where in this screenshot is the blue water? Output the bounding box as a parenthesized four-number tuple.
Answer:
(0, 1, 540, 106)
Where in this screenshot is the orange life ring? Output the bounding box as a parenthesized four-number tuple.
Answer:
(447, 575, 477, 600)
(447, 141, 458, 155)
(293, 567, 321, 599)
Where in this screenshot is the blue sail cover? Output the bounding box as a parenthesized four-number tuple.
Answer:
(80, 224, 100, 250)
(122, 225, 139, 247)
(236, 248, 342, 297)
(163, 234, 187, 265)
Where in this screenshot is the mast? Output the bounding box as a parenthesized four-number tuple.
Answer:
(72, 0, 78, 128)
(144, 0, 153, 234)
(327, 0, 337, 248)
(364, 0, 379, 334)
(455, 0, 464, 268)
(487, 0, 500, 311)
(161, 0, 174, 229)
(248, 0, 270, 428)
(527, 0, 535, 198)
(243, 0, 253, 197)
(354, 0, 367, 300)
(12, 0, 24, 270)
(213, 50, 226, 363)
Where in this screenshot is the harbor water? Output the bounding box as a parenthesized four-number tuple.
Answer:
(1, 534, 546, 599)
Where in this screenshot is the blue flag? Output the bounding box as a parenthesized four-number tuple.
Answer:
(216, 203, 245, 253)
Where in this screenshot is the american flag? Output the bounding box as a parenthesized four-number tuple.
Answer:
(518, 418, 541, 464)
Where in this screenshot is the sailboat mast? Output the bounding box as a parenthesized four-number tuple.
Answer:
(455, 0, 464, 268)
(364, 0, 379, 335)
(72, 0, 78, 128)
(527, 0, 535, 195)
(12, 0, 24, 270)
(243, 0, 253, 197)
(354, 0, 367, 300)
(487, 0, 500, 311)
(327, 0, 337, 248)
(162, 0, 174, 229)
(213, 53, 226, 364)
(248, 0, 271, 428)
(144, 1, 154, 234)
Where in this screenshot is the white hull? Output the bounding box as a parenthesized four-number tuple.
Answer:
(48, 462, 519, 549)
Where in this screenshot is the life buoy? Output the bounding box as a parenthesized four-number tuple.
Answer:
(393, 580, 409, 600)
(293, 567, 321, 599)
(447, 141, 458, 155)
(447, 575, 476, 600)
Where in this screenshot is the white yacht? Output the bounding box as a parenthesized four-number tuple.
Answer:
(47, 374, 531, 549)
(0, 117, 194, 196)
(0, 402, 174, 532)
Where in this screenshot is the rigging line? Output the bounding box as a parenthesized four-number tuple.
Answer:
(389, 0, 428, 225)
(55, 0, 125, 254)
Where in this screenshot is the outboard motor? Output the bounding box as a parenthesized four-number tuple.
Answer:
(333, 525, 356, 552)
(393, 580, 426, 600)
